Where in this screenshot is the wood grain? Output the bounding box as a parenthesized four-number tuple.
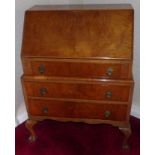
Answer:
(23, 80, 132, 102)
(21, 8, 133, 59)
(28, 99, 128, 121)
(22, 58, 132, 79)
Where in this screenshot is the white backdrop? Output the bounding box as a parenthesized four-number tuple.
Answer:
(15, 0, 140, 125)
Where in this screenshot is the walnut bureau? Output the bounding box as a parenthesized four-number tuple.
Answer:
(21, 4, 134, 149)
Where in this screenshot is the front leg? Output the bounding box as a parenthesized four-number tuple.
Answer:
(119, 126, 131, 149)
(25, 119, 38, 142)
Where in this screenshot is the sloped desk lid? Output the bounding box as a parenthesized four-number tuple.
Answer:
(21, 4, 133, 60)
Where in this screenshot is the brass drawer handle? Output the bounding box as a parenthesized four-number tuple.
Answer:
(104, 110, 111, 118)
(106, 67, 113, 76)
(42, 107, 48, 114)
(40, 88, 48, 96)
(38, 64, 45, 74)
(106, 91, 112, 98)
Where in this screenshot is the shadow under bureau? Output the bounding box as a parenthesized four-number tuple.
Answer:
(21, 4, 134, 149)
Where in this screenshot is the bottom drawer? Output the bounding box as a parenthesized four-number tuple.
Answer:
(28, 99, 128, 121)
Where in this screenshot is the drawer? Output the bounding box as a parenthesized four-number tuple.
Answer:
(23, 59, 131, 79)
(23, 80, 132, 102)
(28, 99, 128, 121)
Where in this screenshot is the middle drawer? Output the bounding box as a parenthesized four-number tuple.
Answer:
(23, 80, 132, 102)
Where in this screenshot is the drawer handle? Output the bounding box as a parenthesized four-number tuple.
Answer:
(42, 107, 48, 114)
(104, 110, 111, 118)
(107, 67, 113, 76)
(106, 91, 112, 98)
(38, 64, 45, 74)
(40, 88, 48, 96)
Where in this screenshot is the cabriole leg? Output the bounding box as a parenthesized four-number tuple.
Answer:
(119, 126, 131, 149)
(25, 119, 37, 142)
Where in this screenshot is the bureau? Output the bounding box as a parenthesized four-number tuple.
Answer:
(21, 4, 134, 149)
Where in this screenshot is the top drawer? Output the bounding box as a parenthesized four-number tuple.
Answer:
(21, 9, 133, 59)
(22, 59, 132, 79)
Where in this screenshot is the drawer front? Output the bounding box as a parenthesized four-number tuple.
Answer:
(28, 99, 128, 121)
(27, 60, 131, 79)
(24, 81, 131, 102)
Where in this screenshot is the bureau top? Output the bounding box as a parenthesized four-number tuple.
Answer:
(21, 4, 134, 60)
(28, 4, 133, 11)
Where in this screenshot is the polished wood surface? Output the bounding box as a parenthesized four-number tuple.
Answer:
(22, 58, 132, 79)
(22, 75, 133, 84)
(23, 80, 132, 102)
(28, 99, 127, 121)
(21, 4, 134, 148)
(22, 7, 133, 59)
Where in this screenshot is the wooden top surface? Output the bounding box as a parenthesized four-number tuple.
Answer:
(28, 4, 133, 11)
